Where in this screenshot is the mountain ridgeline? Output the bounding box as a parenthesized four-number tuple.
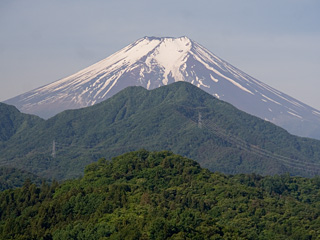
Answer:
(1, 82, 320, 180)
(0, 103, 43, 142)
(4, 36, 320, 139)
(1, 150, 320, 239)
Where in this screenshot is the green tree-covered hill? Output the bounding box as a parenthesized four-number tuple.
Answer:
(0, 166, 44, 191)
(1, 82, 320, 180)
(0, 103, 43, 142)
(1, 150, 320, 239)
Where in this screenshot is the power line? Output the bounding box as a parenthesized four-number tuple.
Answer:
(20, 105, 320, 176)
(173, 106, 320, 174)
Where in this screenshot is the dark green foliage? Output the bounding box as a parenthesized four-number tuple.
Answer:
(1, 82, 320, 180)
(0, 167, 44, 191)
(1, 150, 320, 239)
(0, 103, 43, 142)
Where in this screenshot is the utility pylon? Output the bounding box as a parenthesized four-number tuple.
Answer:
(52, 140, 56, 158)
(198, 112, 202, 129)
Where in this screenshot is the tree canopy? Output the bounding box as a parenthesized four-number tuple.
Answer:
(1, 150, 320, 239)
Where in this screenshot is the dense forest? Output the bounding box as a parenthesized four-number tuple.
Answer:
(0, 167, 43, 191)
(2, 83, 320, 181)
(1, 150, 320, 239)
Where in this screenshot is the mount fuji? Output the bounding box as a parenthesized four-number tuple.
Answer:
(4, 36, 320, 139)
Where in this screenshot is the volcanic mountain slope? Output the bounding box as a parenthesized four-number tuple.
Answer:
(2, 82, 320, 180)
(4, 36, 320, 139)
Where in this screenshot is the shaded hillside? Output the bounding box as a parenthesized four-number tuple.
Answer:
(1, 150, 320, 239)
(1, 82, 320, 180)
(0, 167, 44, 191)
(0, 103, 43, 142)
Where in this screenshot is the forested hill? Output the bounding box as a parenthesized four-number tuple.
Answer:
(0, 103, 43, 142)
(1, 150, 320, 239)
(0, 167, 44, 191)
(2, 82, 320, 180)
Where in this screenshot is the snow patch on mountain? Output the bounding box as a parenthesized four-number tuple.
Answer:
(287, 111, 302, 119)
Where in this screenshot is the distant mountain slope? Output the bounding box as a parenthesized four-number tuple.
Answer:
(4, 36, 320, 139)
(0, 103, 43, 142)
(1, 82, 320, 180)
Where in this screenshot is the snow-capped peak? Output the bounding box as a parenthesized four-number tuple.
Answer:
(5, 36, 320, 139)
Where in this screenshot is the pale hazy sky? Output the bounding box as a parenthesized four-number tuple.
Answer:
(1, 0, 320, 109)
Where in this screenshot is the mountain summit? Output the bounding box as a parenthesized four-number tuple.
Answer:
(4, 36, 320, 138)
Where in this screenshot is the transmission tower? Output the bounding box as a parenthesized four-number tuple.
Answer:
(52, 140, 56, 158)
(198, 112, 202, 129)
